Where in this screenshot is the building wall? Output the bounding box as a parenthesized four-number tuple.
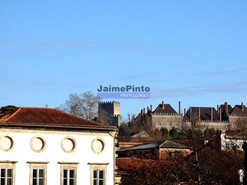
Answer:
(113, 102, 120, 116)
(159, 148, 192, 159)
(0, 128, 116, 185)
(151, 114, 183, 130)
(220, 133, 246, 151)
(98, 101, 121, 127)
(183, 121, 230, 132)
(99, 101, 120, 116)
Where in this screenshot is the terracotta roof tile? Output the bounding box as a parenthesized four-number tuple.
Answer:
(230, 104, 247, 116)
(0, 107, 116, 130)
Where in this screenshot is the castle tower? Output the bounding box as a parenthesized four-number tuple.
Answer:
(98, 101, 121, 127)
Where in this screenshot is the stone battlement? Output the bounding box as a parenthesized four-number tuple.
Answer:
(98, 101, 120, 105)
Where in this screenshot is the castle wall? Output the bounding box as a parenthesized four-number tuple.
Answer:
(183, 121, 230, 132)
(113, 102, 120, 115)
(151, 114, 183, 130)
(98, 101, 121, 127)
(98, 101, 120, 116)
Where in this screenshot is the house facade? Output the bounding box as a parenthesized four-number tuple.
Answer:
(221, 130, 247, 151)
(0, 107, 117, 185)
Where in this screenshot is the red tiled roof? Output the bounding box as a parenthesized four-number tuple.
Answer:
(230, 105, 247, 116)
(0, 107, 116, 130)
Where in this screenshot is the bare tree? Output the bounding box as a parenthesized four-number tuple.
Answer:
(59, 91, 100, 120)
(235, 118, 247, 131)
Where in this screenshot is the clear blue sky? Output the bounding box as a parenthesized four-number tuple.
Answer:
(1, 1, 247, 119)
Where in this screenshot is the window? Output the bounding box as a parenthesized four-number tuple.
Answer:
(32, 169, 44, 185)
(89, 163, 108, 185)
(0, 161, 16, 185)
(28, 162, 48, 185)
(93, 169, 104, 185)
(63, 169, 75, 185)
(0, 168, 13, 185)
(59, 163, 78, 185)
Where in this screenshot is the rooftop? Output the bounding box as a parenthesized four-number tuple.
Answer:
(0, 107, 117, 131)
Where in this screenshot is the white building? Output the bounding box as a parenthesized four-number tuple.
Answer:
(221, 130, 247, 151)
(0, 107, 117, 185)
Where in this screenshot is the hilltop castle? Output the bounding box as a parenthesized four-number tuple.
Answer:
(98, 101, 121, 127)
(137, 101, 247, 132)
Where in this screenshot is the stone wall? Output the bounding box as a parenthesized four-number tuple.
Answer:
(151, 114, 183, 130)
(183, 121, 230, 132)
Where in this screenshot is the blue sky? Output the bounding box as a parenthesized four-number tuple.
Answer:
(1, 1, 247, 119)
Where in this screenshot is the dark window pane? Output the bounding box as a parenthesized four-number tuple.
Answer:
(7, 179, 12, 185)
(69, 170, 74, 178)
(7, 169, 12, 177)
(39, 179, 44, 185)
(99, 180, 104, 185)
(93, 179, 97, 185)
(69, 179, 74, 185)
(1, 179, 5, 185)
(1, 169, 5, 178)
(64, 170, 68, 178)
(33, 169, 37, 178)
(39, 169, 44, 178)
(93, 170, 97, 178)
(99, 171, 104, 179)
(63, 179, 67, 185)
(33, 179, 37, 185)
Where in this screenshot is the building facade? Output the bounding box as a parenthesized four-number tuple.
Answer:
(0, 107, 117, 185)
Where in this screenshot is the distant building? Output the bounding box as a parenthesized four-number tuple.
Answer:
(136, 101, 183, 130)
(117, 140, 191, 160)
(183, 106, 229, 131)
(134, 101, 247, 133)
(0, 107, 118, 185)
(183, 102, 247, 131)
(98, 101, 121, 127)
(221, 129, 247, 151)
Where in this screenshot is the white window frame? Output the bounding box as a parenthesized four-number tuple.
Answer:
(89, 163, 108, 185)
(59, 162, 78, 185)
(0, 161, 17, 185)
(28, 162, 48, 185)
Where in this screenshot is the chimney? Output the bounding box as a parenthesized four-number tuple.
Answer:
(242, 102, 244, 111)
(225, 102, 228, 115)
(162, 101, 164, 109)
(178, 101, 181, 115)
(219, 108, 222, 121)
(211, 107, 214, 121)
(190, 108, 192, 121)
(198, 107, 201, 122)
(150, 105, 152, 112)
(184, 108, 186, 116)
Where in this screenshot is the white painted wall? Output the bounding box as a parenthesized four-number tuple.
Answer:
(0, 128, 115, 185)
(221, 133, 246, 151)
